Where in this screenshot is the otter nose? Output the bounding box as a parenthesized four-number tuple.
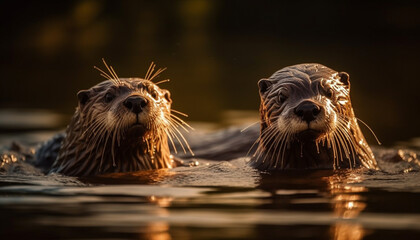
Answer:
(123, 96, 148, 114)
(294, 101, 321, 123)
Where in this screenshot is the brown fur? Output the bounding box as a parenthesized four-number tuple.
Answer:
(50, 65, 191, 176)
(251, 63, 378, 170)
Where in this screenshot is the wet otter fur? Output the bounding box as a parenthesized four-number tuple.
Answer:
(251, 63, 378, 170)
(176, 63, 378, 171)
(36, 61, 192, 176)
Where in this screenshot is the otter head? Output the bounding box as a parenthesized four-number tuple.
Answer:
(51, 62, 192, 176)
(76, 78, 172, 141)
(253, 63, 376, 170)
(258, 64, 350, 141)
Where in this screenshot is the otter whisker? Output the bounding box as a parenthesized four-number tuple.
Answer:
(100, 130, 112, 171)
(252, 124, 275, 158)
(272, 128, 290, 169)
(272, 129, 288, 168)
(168, 118, 191, 134)
(262, 121, 287, 166)
(262, 126, 282, 164)
(166, 125, 187, 154)
(327, 134, 336, 169)
(86, 121, 109, 145)
(89, 123, 111, 167)
(332, 133, 340, 168)
(355, 117, 382, 145)
(164, 129, 178, 154)
(169, 114, 194, 131)
(332, 131, 344, 167)
(169, 123, 194, 155)
(88, 130, 106, 171)
(83, 119, 105, 140)
(336, 119, 358, 167)
(280, 132, 292, 169)
(116, 121, 123, 147)
(337, 129, 351, 167)
(99, 73, 111, 80)
(149, 67, 167, 81)
(254, 124, 279, 161)
(109, 66, 122, 85)
(142, 139, 153, 170)
(101, 58, 121, 85)
(332, 130, 346, 168)
(246, 116, 280, 158)
(247, 135, 262, 157)
(336, 119, 353, 158)
(86, 124, 108, 164)
(240, 121, 259, 133)
(332, 126, 346, 162)
(339, 129, 354, 168)
(94, 66, 113, 81)
(110, 119, 122, 168)
(170, 109, 189, 118)
(326, 133, 337, 169)
(145, 62, 156, 80)
(315, 140, 320, 154)
(155, 79, 170, 85)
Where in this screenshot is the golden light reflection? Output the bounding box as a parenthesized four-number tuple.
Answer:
(148, 195, 174, 208)
(326, 172, 367, 240)
(333, 196, 366, 219)
(139, 198, 172, 240)
(98, 168, 175, 184)
(258, 171, 368, 240)
(139, 222, 171, 240)
(331, 223, 364, 240)
(1, 153, 21, 168)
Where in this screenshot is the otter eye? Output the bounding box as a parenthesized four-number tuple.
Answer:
(150, 90, 158, 99)
(278, 92, 288, 103)
(326, 88, 334, 98)
(104, 92, 115, 103)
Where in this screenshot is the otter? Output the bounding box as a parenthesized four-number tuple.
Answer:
(252, 63, 378, 170)
(176, 63, 378, 171)
(36, 60, 192, 176)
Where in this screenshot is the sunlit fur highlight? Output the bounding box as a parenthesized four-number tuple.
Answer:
(50, 62, 192, 176)
(250, 63, 378, 170)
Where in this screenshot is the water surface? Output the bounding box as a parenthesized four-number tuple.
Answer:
(1, 129, 419, 239)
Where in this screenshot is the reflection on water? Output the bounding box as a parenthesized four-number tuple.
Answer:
(327, 173, 366, 240)
(83, 168, 177, 185)
(0, 166, 420, 239)
(0, 113, 420, 239)
(331, 223, 364, 240)
(256, 170, 367, 240)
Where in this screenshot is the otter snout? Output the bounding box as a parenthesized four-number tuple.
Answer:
(294, 101, 321, 123)
(123, 96, 148, 114)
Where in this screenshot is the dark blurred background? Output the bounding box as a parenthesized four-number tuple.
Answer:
(0, 0, 419, 145)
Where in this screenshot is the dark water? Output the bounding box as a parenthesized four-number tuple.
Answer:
(1, 115, 420, 240)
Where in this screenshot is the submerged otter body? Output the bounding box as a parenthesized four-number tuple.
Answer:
(36, 62, 191, 176)
(252, 63, 377, 170)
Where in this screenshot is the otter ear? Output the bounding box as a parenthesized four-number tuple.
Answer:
(338, 72, 350, 88)
(77, 89, 90, 106)
(258, 78, 273, 94)
(163, 90, 172, 103)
